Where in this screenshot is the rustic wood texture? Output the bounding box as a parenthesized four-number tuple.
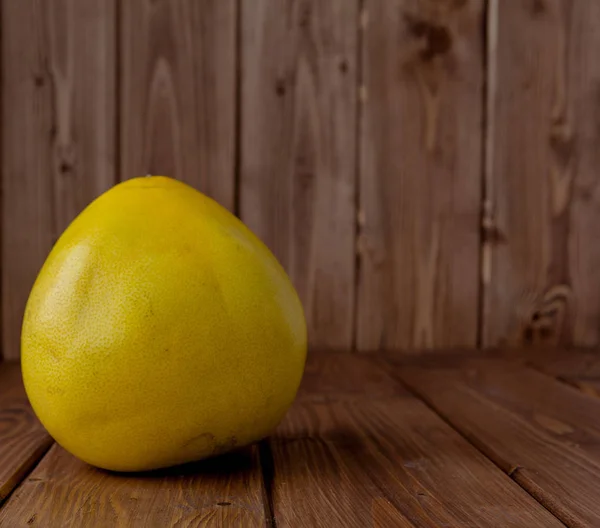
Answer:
(5, 349, 600, 525)
(240, 0, 358, 349)
(297, 350, 407, 401)
(0, 364, 53, 504)
(357, 0, 484, 350)
(525, 347, 600, 397)
(483, 0, 600, 347)
(2, 2, 600, 356)
(120, 0, 236, 210)
(1, 0, 116, 360)
(0, 444, 267, 526)
(266, 353, 563, 527)
(398, 357, 600, 527)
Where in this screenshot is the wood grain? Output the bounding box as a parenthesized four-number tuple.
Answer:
(120, 0, 236, 210)
(483, 0, 600, 347)
(267, 353, 562, 527)
(0, 364, 53, 504)
(525, 347, 600, 397)
(0, 444, 266, 526)
(357, 0, 484, 350)
(297, 351, 408, 401)
(1, 0, 116, 360)
(397, 357, 600, 526)
(240, 0, 358, 349)
(268, 401, 562, 527)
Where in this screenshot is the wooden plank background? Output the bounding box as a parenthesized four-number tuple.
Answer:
(1, 0, 116, 360)
(2, 0, 600, 359)
(483, 0, 600, 348)
(357, 0, 483, 350)
(240, 0, 358, 350)
(120, 0, 236, 210)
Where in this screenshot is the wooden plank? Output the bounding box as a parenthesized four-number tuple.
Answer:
(120, 0, 236, 210)
(484, 0, 600, 347)
(397, 357, 600, 526)
(2, 0, 116, 360)
(0, 444, 266, 526)
(267, 354, 563, 527)
(0, 364, 53, 504)
(297, 351, 408, 401)
(269, 403, 562, 527)
(240, 0, 358, 349)
(572, 379, 600, 399)
(356, 0, 483, 350)
(525, 347, 600, 378)
(525, 347, 600, 397)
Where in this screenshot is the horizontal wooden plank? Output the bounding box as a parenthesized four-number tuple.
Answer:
(298, 351, 408, 401)
(526, 348, 600, 378)
(0, 364, 53, 504)
(571, 379, 600, 399)
(0, 444, 267, 526)
(397, 357, 600, 527)
(268, 354, 563, 527)
(525, 348, 600, 397)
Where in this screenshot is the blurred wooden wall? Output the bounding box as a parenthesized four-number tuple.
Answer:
(2, 0, 599, 360)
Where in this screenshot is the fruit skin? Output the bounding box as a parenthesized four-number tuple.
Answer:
(21, 176, 307, 472)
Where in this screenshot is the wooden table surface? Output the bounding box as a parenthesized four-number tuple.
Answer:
(1, 348, 599, 527)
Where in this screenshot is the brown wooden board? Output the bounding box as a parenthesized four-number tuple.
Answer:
(240, 0, 358, 350)
(483, 0, 600, 347)
(0, 364, 53, 504)
(356, 0, 483, 350)
(0, 444, 267, 526)
(522, 347, 600, 378)
(266, 354, 563, 527)
(297, 350, 408, 401)
(397, 357, 600, 527)
(120, 0, 236, 210)
(1, 0, 116, 360)
(525, 347, 600, 396)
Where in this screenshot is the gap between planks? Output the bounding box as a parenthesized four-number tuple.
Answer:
(258, 440, 277, 528)
(383, 356, 569, 527)
(390, 353, 600, 527)
(0, 441, 54, 509)
(5, 352, 564, 527)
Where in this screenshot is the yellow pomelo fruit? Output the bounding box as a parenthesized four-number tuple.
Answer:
(21, 176, 307, 472)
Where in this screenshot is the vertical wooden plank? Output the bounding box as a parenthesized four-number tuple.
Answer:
(240, 0, 358, 349)
(120, 0, 236, 210)
(484, 0, 600, 347)
(357, 0, 484, 350)
(2, 1, 116, 360)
